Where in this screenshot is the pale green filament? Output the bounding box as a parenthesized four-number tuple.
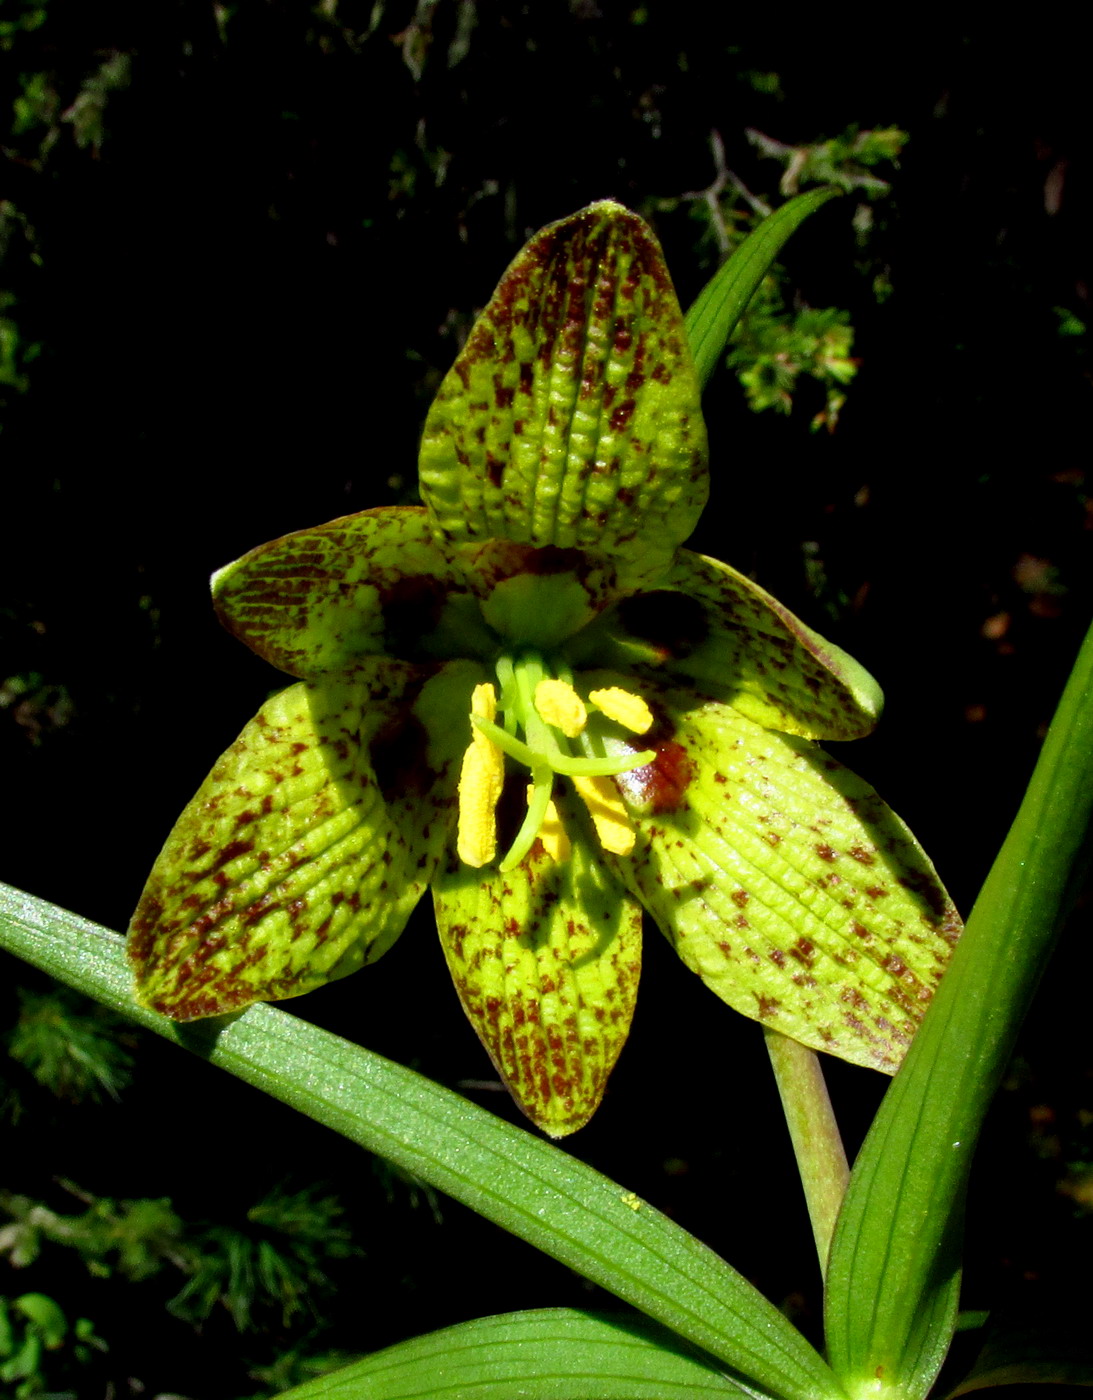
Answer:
(470, 716, 652, 778)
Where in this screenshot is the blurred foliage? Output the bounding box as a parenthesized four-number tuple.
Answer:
(241, 1336, 363, 1399)
(0, 1185, 187, 1278)
(0, 1179, 359, 1314)
(0, 0, 905, 433)
(656, 124, 906, 427)
(3, 987, 134, 1112)
(0, 666, 75, 744)
(0, 205, 40, 398)
(0, 1289, 106, 1399)
(169, 1182, 361, 1331)
(0, 1178, 367, 1395)
(730, 301, 857, 429)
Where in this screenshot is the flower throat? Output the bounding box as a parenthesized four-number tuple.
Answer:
(456, 650, 656, 872)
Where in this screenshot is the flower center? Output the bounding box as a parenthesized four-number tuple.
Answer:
(456, 652, 655, 871)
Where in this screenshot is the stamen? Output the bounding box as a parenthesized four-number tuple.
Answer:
(456, 683, 505, 868)
(539, 794, 571, 863)
(572, 774, 637, 856)
(499, 782, 571, 871)
(534, 678, 587, 737)
(499, 769, 553, 872)
(589, 686, 654, 734)
(495, 654, 520, 736)
(457, 655, 651, 872)
(472, 715, 652, 777)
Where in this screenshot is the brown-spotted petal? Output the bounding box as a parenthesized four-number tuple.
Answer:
(129, 659, 478, 1020)
(432, 788, 643, 1137)
(212, 506, 495, 676)
(596, 679, 960, 1073)
(577, 550, 883, 741)
(419, 201, 708, 589)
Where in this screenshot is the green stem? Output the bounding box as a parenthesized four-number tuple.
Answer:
(825, 615, 1093, 1398)
(763, 1026, 849, 1276)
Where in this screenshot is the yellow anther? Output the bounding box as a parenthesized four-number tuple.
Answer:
(589, 686, 654, 735)
(534, 678, 587, 738)
(572, 774, 636, 857)
(457, 684, 504, 868)
(470, 681, 498, 726)
(527, 784, 571, 863)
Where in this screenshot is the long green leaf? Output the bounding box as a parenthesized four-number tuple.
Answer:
(0, 882, 845, 1400)
(277, 1308, 749, 1400)
(684, 187, 842, 391)
(825, 618, 1093, 1399)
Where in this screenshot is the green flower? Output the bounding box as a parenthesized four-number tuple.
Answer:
(128, 202, 959, 1137)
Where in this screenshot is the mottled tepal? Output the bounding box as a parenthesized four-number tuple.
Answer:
(128, 202, 960, 1136)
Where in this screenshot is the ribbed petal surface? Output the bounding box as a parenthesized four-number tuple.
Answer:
(579, 549, 882, 741)
(596, 678, 961, 1072)
(432, 799, 643, 1137)
(419, 202, 708, 588)
(129, 660, 477, 1018)
(212, 507, 491, 674)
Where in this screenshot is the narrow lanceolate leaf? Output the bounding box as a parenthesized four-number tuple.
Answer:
(685, 187, 842, 391)
(585, 548, 883, 742)
(419, 201, 709, 588)
(2, 885, 848, 1400)
(129, 662, 477, 1018)
(825, 619, 1093, 1400)
(276, 1309, 749, 1400)
(212, 506, 492, 674)
(595, 677, 960, 1073)
(433, 795, 643, 1137)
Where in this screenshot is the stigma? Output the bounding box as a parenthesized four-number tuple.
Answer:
(455, 654, 655, 870)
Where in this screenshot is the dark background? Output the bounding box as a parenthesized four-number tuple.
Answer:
(2, 6, 1091, 1396)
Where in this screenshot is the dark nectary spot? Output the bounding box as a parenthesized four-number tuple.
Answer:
(380, 575, 449, 659)
(622, 739, 696, 813)
(527, 545, 589, 576)
(473, 541, 606, 596)
(615, 589, 708, 660)
(370, 708, 434, 801)
(494, 772, 532, 855)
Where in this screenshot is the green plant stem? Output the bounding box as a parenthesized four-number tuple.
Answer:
(763, 1027, 849, 1275)
(825, 616, 1093, 1400)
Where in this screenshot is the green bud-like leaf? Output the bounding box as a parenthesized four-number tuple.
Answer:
(420, 201, 708, 588)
